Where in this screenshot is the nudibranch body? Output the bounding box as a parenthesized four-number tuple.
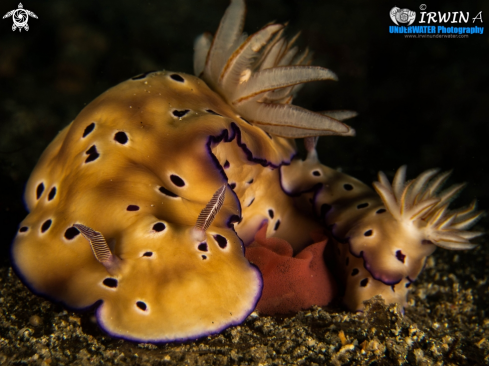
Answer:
(12, 0, 482, 342)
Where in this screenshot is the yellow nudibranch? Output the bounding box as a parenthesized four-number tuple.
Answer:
(12, 0, 483, 342)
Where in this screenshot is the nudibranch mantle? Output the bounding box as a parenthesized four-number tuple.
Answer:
(12, 65, 334, 341)
(12, 0, 483, 342)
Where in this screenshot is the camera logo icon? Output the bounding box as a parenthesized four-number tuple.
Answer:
(389, 7, 416, 26)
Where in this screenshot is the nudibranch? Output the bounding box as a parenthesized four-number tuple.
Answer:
(11, 0, 483, 342)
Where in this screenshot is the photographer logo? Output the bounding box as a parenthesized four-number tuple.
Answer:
(389, 4, 484, 36)
(3, 3, 38, 32)
(390, 7, 416, 26)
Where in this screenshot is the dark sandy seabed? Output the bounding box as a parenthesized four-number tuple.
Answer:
(1, 243, 489, 365)
(1, 0, 488, 364)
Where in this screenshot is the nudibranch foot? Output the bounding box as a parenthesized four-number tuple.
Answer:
(245, 223, 337, 315)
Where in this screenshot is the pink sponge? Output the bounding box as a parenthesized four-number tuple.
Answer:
(245, 224, 337, 315)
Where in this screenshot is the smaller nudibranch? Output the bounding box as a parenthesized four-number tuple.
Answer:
(282, 141, 483, 311)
